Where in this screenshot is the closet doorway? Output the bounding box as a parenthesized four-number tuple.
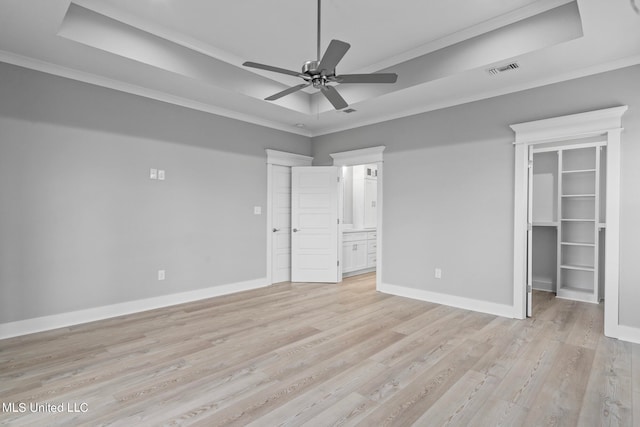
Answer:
(511, 106, 626, 339)
(529, 140, 606, 316)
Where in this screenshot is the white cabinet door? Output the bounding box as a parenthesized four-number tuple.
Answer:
(352, 241, 368, 271)
(271, 165, 291, 283)
(342, 241, 354, 273)
(364, 178, 377, 228)
(291, 166, 340, 283)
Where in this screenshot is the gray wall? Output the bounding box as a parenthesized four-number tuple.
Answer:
(0, 62, 311, 323)
(312, 65, 640, 326)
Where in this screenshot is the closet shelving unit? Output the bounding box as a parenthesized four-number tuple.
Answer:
(556, 145, 601, 303)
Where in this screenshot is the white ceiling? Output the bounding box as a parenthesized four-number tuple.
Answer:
(0, 0, 639, 137)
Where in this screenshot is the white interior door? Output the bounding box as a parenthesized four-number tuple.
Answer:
(526, 145, 534, 317)
(271, 165, 291, 283)
(291, 166, 340, 283)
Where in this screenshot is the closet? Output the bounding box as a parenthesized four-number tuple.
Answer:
(531, 141, 606, 303)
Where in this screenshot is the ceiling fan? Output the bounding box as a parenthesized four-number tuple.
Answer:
(242, 0, 398, 110)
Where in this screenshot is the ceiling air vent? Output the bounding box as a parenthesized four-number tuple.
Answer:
(342, 108, 357, 113)
(487, 62, 520, 76)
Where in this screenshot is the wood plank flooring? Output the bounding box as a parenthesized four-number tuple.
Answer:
(0, 274, 637, 426)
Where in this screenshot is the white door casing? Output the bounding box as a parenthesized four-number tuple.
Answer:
(527, 145, 533, 317)
(291, 166, 340, 283)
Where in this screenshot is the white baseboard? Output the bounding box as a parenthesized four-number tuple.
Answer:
(378, 282, 516, 318)
(614, 325, 640, 345)
(0, 278, 268, 340)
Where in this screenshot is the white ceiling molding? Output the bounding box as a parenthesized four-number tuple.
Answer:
(0, 0, 638, 137)
(0, 49, 312, 137)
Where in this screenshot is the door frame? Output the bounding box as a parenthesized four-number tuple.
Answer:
(330, 146, 385, 290)
(266, 149, 313, 285)
(511, 106, 627, 338)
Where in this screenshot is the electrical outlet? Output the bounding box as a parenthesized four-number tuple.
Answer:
(158, 170, 165, 180)
(158, 270, 165, 281)
(435, 268, 442, 279)
(150, 168, 158, 180)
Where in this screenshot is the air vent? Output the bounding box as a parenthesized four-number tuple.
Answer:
(342, 108, 357, 113)
(487, 62, 520, 76)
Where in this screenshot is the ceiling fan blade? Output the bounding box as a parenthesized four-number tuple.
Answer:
(318, 39, 350, 73)
(265, 83, 311, 101)
(336, 73, 398, 84)
(320, 85, 348, 110)
(243, 61, 302, 78)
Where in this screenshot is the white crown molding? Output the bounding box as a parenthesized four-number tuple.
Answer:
(354, 0, 575, 75)
(511, 105, 629, 144)
(0, 277, 269, 339)
(309, 54, 640, 137)
(329, 146, 385, 166)
(379, 282, 516, 319)
(0, 49, 312, 137)
(266, 149, 313, 167)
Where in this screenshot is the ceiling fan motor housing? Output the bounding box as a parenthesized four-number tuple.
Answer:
(303, 60, 333, 88)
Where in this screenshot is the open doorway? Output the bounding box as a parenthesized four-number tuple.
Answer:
(340, 164, 378, 279)
(529, 141, 606, 317)
(330, 146, 385, 290)
(511, 106, 626, 339)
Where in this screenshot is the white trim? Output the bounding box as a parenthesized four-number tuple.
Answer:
(329, 146, 385, 290)
(511, 106, 629, 144)
(309, 55, 640, 138)
(0, 49, 312, 137)
(510, 106, 627, 340)
(615, 325, 640, 345)
(265, 150, 312, 285)
(379, 283, 516, 319)
(266, 149, 313, 167)
(330, 146, 385, 166)
(0, 278, 268, 339)
(604, 128, 622, 338)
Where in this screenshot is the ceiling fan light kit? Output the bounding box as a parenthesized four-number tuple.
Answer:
(243, 0, 398, 110)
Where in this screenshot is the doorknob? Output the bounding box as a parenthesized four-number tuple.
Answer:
(272, 228, 280, 232)
(293, 228, 300, 232)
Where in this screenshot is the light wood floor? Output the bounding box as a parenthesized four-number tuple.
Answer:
(1, 273, 638, 426)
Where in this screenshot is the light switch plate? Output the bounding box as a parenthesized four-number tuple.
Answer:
(254, 206, 262, 215)
(158, 170, 165, 180)
(150, 168, 158, 179)
(158, 270, 165, 280)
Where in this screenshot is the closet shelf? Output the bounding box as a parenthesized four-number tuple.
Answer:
(561, 241, 595, 247)
(562, 169, 596, 174)
(561, 218, 596, 222)
(561, 194, 596, 198)
(561, 264, 595, 272)
(533, 222, 559, 227)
